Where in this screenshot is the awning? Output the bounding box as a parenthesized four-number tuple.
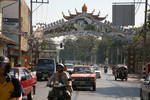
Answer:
(0, 34, 18, 46)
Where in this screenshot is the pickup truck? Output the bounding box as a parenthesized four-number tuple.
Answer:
(71, 65, 96, 91)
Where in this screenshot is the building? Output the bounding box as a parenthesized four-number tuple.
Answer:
(1, 0, 31, 66)
(0, 0, 18, 56)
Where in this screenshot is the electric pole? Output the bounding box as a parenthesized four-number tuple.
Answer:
(142, 0, 148, 78)
(18, 0, 21, 64)
(29, 0, 49, 65)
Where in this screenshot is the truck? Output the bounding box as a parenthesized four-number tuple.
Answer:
(36, 50, 59, 80)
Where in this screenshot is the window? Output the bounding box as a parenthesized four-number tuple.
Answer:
(20, 69, 26, 80)
(73, 67, 93, 73)
(24, 69, 32, 79)
(9, 69, 19, 79)
(146, 75, 150, 81)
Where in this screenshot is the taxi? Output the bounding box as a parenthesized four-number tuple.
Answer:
(71, 65, 96, 91)
(9, 67, 37, 100)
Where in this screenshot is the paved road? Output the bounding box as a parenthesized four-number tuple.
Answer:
(23, 70, 141, 100)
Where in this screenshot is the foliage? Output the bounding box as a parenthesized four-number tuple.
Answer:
(40, 39, 56, 50)
(41, 40, 47, 50)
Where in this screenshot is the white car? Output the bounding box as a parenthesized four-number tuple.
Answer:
(140, 74, 150, 100)
(93, 66, 101, 78)
(65, 63, 75, 74)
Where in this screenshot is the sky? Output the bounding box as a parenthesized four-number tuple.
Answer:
(24, 0, 148, 28)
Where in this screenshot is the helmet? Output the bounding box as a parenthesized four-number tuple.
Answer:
(0, 55, 11, 75)
(56, 63, 64, 68)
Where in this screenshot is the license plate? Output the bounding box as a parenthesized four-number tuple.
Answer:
(43, 74, 48, 77)
(76, 81, 86, 85)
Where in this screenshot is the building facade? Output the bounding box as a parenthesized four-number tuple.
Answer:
(1, 0, 31, 66)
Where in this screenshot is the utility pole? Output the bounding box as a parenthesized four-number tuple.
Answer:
(30, 0, 49, 35)
(142, 0, 148, 78)
(18, 0, 21, 65)
(29, 0, 49, 65)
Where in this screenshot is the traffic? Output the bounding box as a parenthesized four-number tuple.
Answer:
(0, 0, 150, 100)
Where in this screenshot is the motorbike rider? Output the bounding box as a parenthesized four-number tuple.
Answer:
(64, 65, 73, 94)
(47, 63, 72, 100)
(104, 66, 108, 73)
(0, 55, 24, 100)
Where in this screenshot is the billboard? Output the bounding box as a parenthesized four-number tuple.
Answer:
(112, 5, 135, 26)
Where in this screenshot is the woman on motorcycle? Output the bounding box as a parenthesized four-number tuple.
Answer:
(47, 63, 72, 100)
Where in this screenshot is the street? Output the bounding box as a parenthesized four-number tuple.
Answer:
(23, 69, 141, 100)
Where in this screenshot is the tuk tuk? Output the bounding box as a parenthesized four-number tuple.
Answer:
(115, 64, 128, 81)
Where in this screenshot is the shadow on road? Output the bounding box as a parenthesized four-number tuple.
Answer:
(95, 86, 140, 98)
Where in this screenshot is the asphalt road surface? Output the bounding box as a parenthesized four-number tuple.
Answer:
(23, 69, 141, 100)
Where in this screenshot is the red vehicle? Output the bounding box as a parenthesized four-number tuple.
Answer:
(9, 67, 37, 100)
(71, 65, 96, 91)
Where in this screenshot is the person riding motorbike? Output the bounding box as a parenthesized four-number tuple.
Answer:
(64, 65, 73, 94)
(47, 63, 72, 100)
(0, 55, 24, 100)
(104, 66, 108, 74)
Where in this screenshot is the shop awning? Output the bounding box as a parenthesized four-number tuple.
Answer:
(0, 34, 18, 46)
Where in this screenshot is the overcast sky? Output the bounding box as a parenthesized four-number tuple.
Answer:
(25, 0, 147, 28)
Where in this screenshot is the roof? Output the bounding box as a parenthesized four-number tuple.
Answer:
(116, 64, 127, 69)
(0, 34, 18, 46)
(62, 4, 107, 21)
(75, 65, 93, 67)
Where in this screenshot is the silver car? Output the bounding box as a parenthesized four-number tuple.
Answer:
(93, 66, 101, 78)
(140, 74, 150, 100)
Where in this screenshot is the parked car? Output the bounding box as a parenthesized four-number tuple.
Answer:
(9, 67, 37, 100)
(71, 65, 96, 91)
(140, 74, 150, 100)
(65, 63, 75, 74)
(93, 66, 101, 78)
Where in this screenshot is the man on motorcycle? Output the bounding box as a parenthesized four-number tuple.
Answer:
(104, 66, 108, 74)
(47, 63, 72, 100)
(0, 55, 24, 100)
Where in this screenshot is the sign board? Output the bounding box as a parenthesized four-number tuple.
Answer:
(112, 5, 135, 26)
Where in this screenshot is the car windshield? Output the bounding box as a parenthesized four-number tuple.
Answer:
(145, 75, 150, 81)
(9, 69, 19, 78)
(93, 67, 100, 70)
(66, 65, 74, 69)
(73, 67, 93, 73)
(38, 59, 54, 67)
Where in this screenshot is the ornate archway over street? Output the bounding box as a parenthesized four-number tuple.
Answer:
(41, 4, 136, 43)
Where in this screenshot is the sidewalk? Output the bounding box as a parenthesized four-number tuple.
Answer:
(128, 74, 145, 82)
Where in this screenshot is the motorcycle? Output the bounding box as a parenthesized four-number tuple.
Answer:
(47, 82, 68, 100)
(104, 67, 108, 74)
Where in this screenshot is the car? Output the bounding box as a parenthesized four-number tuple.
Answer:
(9, 67, 37, 100)
(65, 63, 75, 74)
(71, 65, 96, 91)
(140, 74, 150, 100)
(93, 66, 101, 78)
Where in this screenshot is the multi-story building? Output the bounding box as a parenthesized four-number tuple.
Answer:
(1, 0, 31, 66)
(0, 0, 18, 56)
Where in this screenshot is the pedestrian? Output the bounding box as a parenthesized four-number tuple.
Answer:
(0, 55, 24, 100)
